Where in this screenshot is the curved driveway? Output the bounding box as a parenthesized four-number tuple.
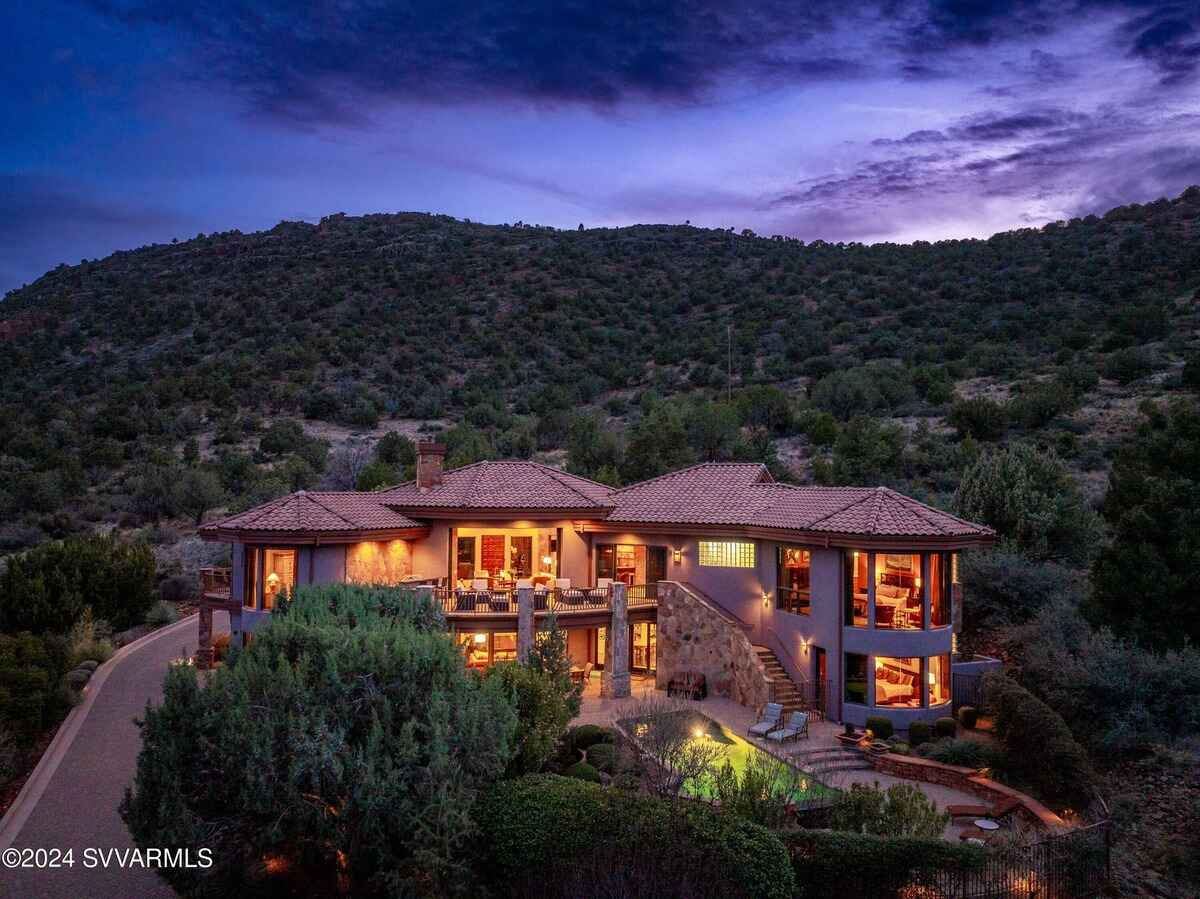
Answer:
(0, 614, 227, 899)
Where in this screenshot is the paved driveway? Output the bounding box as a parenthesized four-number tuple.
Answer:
(0, 614, 227, 899)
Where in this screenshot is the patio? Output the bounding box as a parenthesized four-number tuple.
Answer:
(572, 681, 1006, 842)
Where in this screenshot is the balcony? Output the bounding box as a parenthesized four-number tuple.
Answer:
(434, 584, 658, 618)
(199, 567, 232, 600)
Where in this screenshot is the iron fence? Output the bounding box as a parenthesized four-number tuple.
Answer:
(953, 671, 985, 712)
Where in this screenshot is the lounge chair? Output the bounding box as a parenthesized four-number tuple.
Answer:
(767, 711, 809, 743)
(748, 703, 783, 737)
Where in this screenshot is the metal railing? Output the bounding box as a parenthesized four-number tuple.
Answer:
(776, 586, 812, 616)
(199, 567, 231, 598)
(433, 583, 662, 616)
(953, 671, 985, 712)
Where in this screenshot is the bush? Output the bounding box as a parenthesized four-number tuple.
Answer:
(934, 717, 957, 738)
(564, 761, 601, 782)
(788, 829, 985, 898)
(953, 443, 1101, 563)
(1007, 599, 1200, 756)
(68, 609, 114, 666)
(865, 715, 893, 741)
(586, 742, 617, 774)
(483, 659, 578, 777)
(145, 601, 179, 628)
(158, 574, 197, 604)
(0, 534, 156, 633)
(610, 772, 640, 792)
(984, 672, 1096, 806)
(907, 722, 931, 746)
(917, 738, 1004, 770)
(958, 706, 978, 728)
(948, 397, 1008, 440)
(121, 584, 515, 898)
(476, 774, 794, 899)
(565, 723, 613, 753)
(829, 782, 949, 838)
(958, 547, 1086, 639)
(0, 632, 72, 745)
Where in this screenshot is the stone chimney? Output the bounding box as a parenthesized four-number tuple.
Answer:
(416, 442, 446, 491)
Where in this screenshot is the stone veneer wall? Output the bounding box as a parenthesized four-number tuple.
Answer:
(655, 582, 772, 712)
(872, 753, 1066, 830)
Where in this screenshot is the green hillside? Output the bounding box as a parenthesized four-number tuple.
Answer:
(1, 188, 1198, 549)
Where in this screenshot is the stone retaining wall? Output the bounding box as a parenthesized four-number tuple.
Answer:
(655, 582, 771, 712)
(872, 752, 1066, 830)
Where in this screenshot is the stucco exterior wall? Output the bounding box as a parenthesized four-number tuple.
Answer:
(230, 543, 246, 604)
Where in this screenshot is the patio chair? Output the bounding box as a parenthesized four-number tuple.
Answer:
(597, 577, 613, 590)
(581, 661, 594, 684)
(472, 578, 489, 591)
(515, 578, 533, 590)
(748, 702, 783, 737)
(488, 591, 512, 613)
(454, 590, 477, 612)
(767, 711, 809, 743)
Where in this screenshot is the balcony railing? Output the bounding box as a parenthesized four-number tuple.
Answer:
(199, 567, 232, 599)
(432, 585, 660, 617)
(776, 586, 811, 616)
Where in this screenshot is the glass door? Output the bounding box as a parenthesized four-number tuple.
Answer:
(631, 622, 656, 672)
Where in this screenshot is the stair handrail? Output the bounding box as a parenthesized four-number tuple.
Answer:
(763, 625, 810, 684)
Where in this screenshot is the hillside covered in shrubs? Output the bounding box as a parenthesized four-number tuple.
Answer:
(0, 188, 1198, 550)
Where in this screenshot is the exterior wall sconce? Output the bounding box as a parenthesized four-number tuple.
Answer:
(800, 638, 810, 654)
(762, 591, 770, 607)
(672, 548, 682, 565)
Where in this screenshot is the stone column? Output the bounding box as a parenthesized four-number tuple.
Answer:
(602, 582, 631, 698)
(195, 604, 214, 669)
(416, 584, 435, 607)
(516, 587, 534, 663)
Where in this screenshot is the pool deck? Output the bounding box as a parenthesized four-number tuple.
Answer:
(573, 676, 1002, 843)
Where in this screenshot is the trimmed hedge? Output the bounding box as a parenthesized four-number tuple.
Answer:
(476, 774, 794, 899)
(585, 742, 617, 773)
(788, 829, 986, 898)
(865, 715, 893, 740)
(934, 716, 957, 738)
(566, 723, 613, 751)
(958, 705, 978, 728)
(564, 761, 600, 782)
(907, 721, 931, 746)
(984, 672, 1096, 806)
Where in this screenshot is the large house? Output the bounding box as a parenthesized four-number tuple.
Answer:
(197, 443, 995, 730)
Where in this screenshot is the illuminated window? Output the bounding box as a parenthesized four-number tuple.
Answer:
(262, 548, 296, 610)
(875, 553, 922, 630)
(698, 541, 756, 568)
(875, 656, 921, 708)
(929, 654, 951, 706)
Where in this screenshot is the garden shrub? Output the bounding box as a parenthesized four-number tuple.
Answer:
(788, 829, 985, 898)
(610, 772, 640, 792)
(157, 574, 196, 604)
(907, 721, 931, 746)
(565, 723, 613, 752)
(934, 716, 957, 738)
(564, 761, 601, 782)
(984, 672, 1096, 806)
(483, 659, 577, 776)
(0, 534, 156, 633)
(476, 774, 794, 899)
(145, 600, 179, 628)
(121, 584, 516, 898)
(917, 738, 1003, 770)
(829, 782, 949, 838)
(586, 742, 616, 774)
(0, 632, 72, 745)
(865, 715, 893, 740)
(958, 706, 978, 728)
(68, 609, 114, 666)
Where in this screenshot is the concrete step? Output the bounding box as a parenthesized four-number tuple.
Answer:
(808, 758, 875, 774)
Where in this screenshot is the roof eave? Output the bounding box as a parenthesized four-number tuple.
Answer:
(197, 526, 432, 545)
(581, 519, 996, 550)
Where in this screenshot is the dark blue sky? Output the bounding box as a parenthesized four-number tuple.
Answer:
(3, 1, 1199, 296)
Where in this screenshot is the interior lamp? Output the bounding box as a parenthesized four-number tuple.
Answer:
(473, 633, 487, 644)
(542, 555, 553, 567)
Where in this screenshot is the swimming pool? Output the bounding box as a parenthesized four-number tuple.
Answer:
(619, 710, 837, 804)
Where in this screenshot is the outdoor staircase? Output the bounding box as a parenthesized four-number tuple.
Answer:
(790, 746, 873, 774)
(754, 644, 808, 717)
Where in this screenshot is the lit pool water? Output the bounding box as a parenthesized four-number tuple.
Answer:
(620, 711, 838, 804)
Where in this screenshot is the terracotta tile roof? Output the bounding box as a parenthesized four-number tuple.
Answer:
(381, 460, 615, 510)
(202, 461, 991, 542)
(202, 491, 425, 534)
(608, 466, 992, 539)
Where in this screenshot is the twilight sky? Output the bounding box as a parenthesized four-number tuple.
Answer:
(3, 1, 1199, 296)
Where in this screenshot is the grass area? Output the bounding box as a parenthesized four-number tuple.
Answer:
(623, 711, 837, 804)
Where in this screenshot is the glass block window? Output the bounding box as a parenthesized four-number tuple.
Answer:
(698, 540, 756, 568)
